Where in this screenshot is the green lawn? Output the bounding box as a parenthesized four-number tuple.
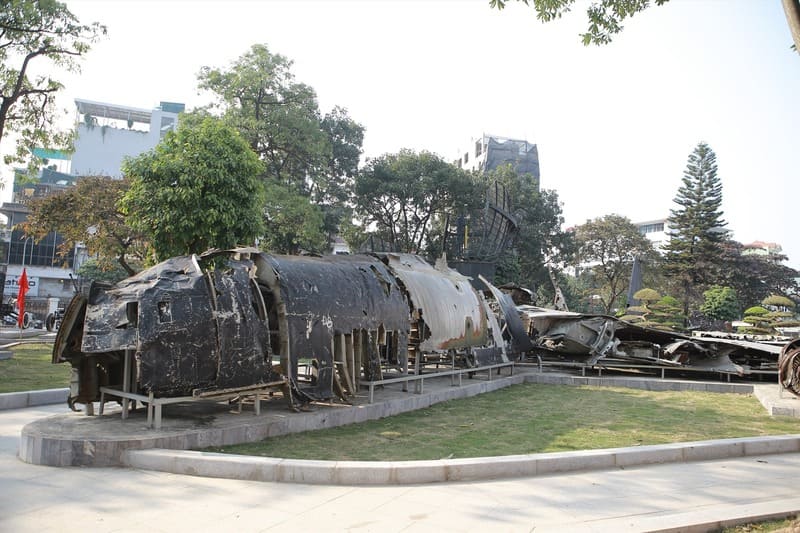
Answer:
(0, 343, 70, 393)
(204, 384, 800, 461)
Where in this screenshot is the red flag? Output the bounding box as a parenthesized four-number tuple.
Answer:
(17, 268, 29, 328)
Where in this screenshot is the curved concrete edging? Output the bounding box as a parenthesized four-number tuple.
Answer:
(123, 434, 800, 485)
(0, 388, 67, 410)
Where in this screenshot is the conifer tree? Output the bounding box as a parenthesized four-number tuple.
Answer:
(663, 142, 728, 323)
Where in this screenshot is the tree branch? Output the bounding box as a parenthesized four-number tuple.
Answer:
(783, 0, 800, 52)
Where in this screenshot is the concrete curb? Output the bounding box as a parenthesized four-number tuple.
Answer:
(123, 434, 800, 485)
(522, 371, 757, 394)
(0, 388, 67, 410)
(754, 385, 800, 417)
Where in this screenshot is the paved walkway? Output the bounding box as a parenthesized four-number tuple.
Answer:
(3, 404, 800, 532)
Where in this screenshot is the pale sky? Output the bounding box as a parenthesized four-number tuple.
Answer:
(4, 0, 799, 267)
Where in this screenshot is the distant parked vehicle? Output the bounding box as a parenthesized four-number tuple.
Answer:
(45, 307, 65, 332)
(1, 298, 32, 329)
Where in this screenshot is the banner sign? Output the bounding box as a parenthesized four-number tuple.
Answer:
(5, 275, 39, 298)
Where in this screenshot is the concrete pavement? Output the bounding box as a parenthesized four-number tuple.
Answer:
(2, 404, 800, 532)
(5, 374, 800, 531)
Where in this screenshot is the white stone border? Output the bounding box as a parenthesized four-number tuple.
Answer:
(124, 435, 800, 485)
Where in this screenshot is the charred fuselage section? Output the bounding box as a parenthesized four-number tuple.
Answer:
(54, 249, 528, 408)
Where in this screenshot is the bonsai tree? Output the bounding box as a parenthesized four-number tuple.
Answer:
(619, 288, 660, 325)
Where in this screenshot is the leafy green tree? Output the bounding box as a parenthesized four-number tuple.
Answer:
(663, 142, 728, 323)
(316, 105, 364, 205)
(741, 299, 799, 335)
(622, 288, 683, 330)
(574, 214, 656, 314)
(76, 258, 130, 284)
(355, 150, 479, 257)
(121, 115, 265, 260)
(23, 176, 145, 275)
(197, 45, 365, 246)
(763, 294, 796, 309)
(198, 44, 327, 190)
(700, 286, 740, 321)
(647, 295, 684, 330)
(198, 45, 364, 198)
(490, 0, 800, 52)
(0, 0, 106, 164)
(717, 240, 799, 308)
(489, 0, 670, 46)
(260, 181, 326, 255)
(490, 165, 573, 292)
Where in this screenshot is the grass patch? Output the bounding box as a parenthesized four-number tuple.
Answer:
(723, 515, 797, 531)
(204, 384, 800, 461)
(0, 343, 70, 393)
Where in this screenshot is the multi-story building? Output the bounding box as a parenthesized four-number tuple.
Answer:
(447, 135, 539, 283)
(454, 134, 540, 189)
(742, 241, 782, 257)
(71, 99, 183, 176)
(635, 218, 669, 250)
(0, 99, 183, 320)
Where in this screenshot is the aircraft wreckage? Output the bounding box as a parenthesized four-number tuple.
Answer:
(53, 248, 531, 409)
(519, 306, 783, 376)
(53, 248, 785, 415)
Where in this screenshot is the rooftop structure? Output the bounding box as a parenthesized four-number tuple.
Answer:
(454, 134, 540, 188)
(70, 99, 184, 177)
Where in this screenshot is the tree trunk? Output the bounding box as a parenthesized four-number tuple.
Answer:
(784, 0, 800, 52)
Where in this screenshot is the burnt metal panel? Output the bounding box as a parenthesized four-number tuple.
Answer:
(779, 339, 800, 396)
(64, 254, 278, 398)
(479, 275, 534, 355)
(259, 254, 410, 399)
(204, 260, 274, 393)
(379, 253, 488, 352)
(520, 306, 781, 374)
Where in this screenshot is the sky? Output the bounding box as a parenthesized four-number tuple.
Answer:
(3, 0, 799, 267)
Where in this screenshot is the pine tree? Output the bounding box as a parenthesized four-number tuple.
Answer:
(663, 142, 729, 323)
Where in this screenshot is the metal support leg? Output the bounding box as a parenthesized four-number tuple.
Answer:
(121, 349, 132, 420)
(146, 392, 154, 427)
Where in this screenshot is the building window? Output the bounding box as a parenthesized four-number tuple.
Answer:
(160, 117, 176, 137)
(464, 152, 469, 164)
(639, 223, 664, 234)
(8, 229, 73, 268)
(475, 140, 482, 157)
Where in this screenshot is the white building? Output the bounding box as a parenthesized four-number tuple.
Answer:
(0, 99, 184, 317)
(635, 218, 669, 250)
(71, 99, 183, 177)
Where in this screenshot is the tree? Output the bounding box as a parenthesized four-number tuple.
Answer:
(76, 258, 129, 284)
(197, 44, 365, 246)
(490, 165, 574, 292)
(198, 45, 359, 195)
(0, 0, 106, 164)
(717, 240, 799, 307)
(574, 214, 656, 314)
(490, 0, 800, 52)
(23, 176, 145, 275)
(489, 0, 670, 46)
(355, 150, 479, 257)
(663, 142, 728, 323)
(260, 181, 326, 255)
(763, 294, 796, 309)
(700, 285, 740, 321)
(316, 105, 364, 205)
(120, 115, 265, 260)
